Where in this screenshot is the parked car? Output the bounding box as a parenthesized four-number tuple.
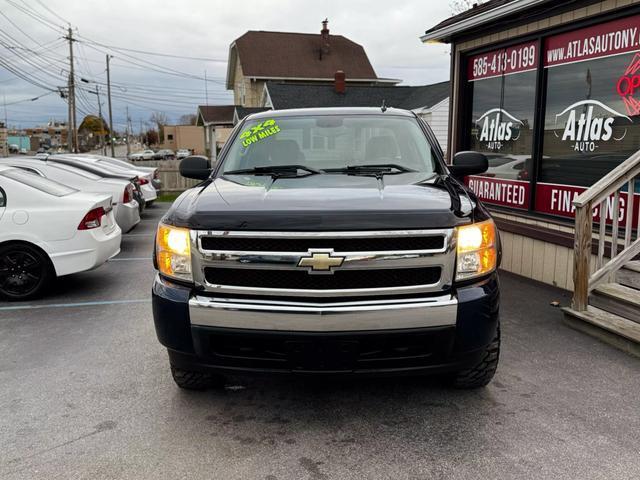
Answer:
(42, 156, 146, 214)
(153, 149, 175, 160)
(19, 148, 27, 155)
(82, 155, 161, 191)
(153, 107, 500, 391)
(49, 154, 158, 207)
(129, 150, 155, 161)
(0, 165, 121, 300)
(176, 149, 191, 159)
(0, 158, 140, 233)
(482, 155, 528, 180)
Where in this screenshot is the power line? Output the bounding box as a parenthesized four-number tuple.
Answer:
(75, 36, 227, 63)
(0, 8, 46, 47)
(78, 39, 227, 85)
(33, 0, 70, 26)
(2, 91, 54, 106)
(5, 0, 64, 33)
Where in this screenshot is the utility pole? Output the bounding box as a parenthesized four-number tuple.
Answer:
(65, 27, 78, 153)
(95, 86, 106, 155)
(106, 54, 115, 157)
(125, 105, 131, 158)
(66, 79, 72, 151)
(2, 91, 7, 157)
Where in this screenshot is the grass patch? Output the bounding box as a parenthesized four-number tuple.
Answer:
(156, 192, 182, 203)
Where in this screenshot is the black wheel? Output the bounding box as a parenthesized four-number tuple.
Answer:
(448, 325, 500, 389)
(170, 366, 224, 391)
(0, 243, 53, 300)
(146, 200, 155, 208)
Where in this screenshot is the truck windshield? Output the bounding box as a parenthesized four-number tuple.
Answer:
(222, 115, 438, 175)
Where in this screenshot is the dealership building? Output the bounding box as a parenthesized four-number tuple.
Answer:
(423, 0, 640, 293)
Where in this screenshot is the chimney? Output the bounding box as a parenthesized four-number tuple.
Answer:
(334, 70, 346, 94)
(320, 18, 330, 56)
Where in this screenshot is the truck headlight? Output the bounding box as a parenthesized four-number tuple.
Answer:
(455, 219, 497, 281)
(156, 223, 192, 282)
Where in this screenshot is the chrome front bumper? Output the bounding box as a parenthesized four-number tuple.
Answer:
(188, 294, 458, 332)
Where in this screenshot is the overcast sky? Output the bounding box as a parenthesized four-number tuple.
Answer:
(0, 0, 455, 131)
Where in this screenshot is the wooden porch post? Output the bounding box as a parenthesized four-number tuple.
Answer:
(572, 203, 592, 311)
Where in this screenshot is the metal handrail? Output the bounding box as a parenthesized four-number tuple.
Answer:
(571, 149, 640, 311)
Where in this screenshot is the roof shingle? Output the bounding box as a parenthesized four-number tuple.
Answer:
(233, 30, 377, 81)
(197, 105, 236, 125)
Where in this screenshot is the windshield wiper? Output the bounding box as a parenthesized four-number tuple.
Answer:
(322, 164, 417, 178)
(223, 165, 321, 178)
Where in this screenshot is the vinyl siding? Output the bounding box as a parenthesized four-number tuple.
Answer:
(427, 97, 449, 157)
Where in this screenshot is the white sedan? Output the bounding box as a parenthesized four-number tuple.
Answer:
(0, 158, 140, 233)
(49, 154, 158, 206)
(0, 165, 121, 300)
(129, 149, 155, 161)
(85, 155, 161, 190)
(176, 149, 191, 159)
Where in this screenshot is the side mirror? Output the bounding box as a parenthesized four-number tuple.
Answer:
(179, 155, 211, 180)
(449, 151, 488, 180)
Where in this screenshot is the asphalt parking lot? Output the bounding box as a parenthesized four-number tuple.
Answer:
(1, 202, 639, 480)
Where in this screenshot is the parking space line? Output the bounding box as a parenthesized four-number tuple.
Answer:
(0, 299, 150, 311)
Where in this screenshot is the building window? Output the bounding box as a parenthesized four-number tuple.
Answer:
(536, 14, 640, 222)
(167, 134, 174, 141)
(465, 41, 539, 210)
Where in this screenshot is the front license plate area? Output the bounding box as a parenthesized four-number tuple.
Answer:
(285, 340, 360, 371)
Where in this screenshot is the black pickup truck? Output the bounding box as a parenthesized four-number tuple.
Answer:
(152, 107, 500, 390)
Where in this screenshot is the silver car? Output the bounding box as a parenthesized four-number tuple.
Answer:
(49, 154, 158, 206)
(0, 158, 140, 232)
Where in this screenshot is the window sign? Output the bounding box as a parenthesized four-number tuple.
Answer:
(468, 41, 538, 81)
(465, 43, 538, 210)
(538, 15, 640, 223)
(544, 16, 640, 68)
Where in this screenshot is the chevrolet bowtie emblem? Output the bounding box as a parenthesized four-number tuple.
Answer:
(297, 249, 344, 273)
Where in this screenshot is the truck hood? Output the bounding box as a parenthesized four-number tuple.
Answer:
(165, 173, 476, 231)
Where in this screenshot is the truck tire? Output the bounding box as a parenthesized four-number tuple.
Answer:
(448, 325, 500, 389)
(170, 366, 224, 391)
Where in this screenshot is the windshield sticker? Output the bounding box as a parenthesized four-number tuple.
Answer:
(240, 119, 281, 147)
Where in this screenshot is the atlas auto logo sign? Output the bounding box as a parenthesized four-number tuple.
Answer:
(475, 108, 523, 150)
(554, 99, 632, 151)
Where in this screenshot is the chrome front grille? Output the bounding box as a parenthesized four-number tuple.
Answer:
(190, 229, 456, 298)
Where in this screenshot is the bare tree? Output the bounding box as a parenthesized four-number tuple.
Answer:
(450, 0, 487, 15)
(150, 111, 168, 143)
(179, 114, 197, 125)
(150, 111, 168, 130)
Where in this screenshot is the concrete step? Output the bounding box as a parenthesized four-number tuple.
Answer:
(617, 261, 640, 290)
(590, 282, 640, 324)
(562, 305, 640, 358)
